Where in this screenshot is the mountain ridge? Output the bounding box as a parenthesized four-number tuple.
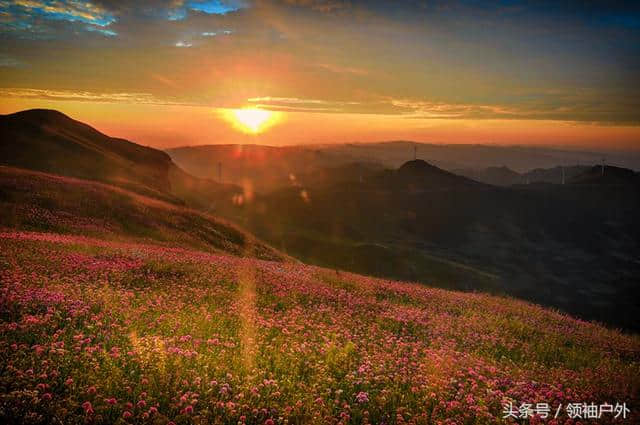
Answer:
(0, 109, 239, 210)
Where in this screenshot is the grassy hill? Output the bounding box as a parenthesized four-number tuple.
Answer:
(221, 160, 640, 331)
(1, 224, 638, 424)
(0, 111, 638, 424)
(0, 109, 238, 211)
(0, 166, 282, 261)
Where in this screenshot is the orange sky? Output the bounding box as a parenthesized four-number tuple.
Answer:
(0, 1, 639, 150)
(1, 98, 639, 150)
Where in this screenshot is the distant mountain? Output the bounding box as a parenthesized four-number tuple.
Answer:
(0, 109, 237, 209)
(166, 144, 374, 193)
(454, 165, 608, 186)
(523, 165, 590, 185)
(385, 159, 483, 190)
(570, 165, 640, 185)
(293, 161, 385, 188)
(220, 159, 640, 331)
(170, 142, 640, 194)
(453, 166, 521, 186)
(312, 141, 640, 172)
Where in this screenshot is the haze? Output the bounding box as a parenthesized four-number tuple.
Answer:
(1, 1, 639, 149)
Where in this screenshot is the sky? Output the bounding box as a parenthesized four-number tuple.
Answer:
(1, 0, 639, 149)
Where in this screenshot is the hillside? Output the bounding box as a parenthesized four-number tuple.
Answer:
(1, 228, 638, 424)
(167, 144, 349, 193)
(221, 160, 640, 331)
(387, 159, 483, 190)
(0, 166, 282, 261)
(453, 166, 522, 186)
(570, 165, 640, 185)
(0, 109, 238, 210)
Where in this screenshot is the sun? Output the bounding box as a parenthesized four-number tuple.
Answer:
(222, 108, 280, 134)
(233, 108, 271, 132)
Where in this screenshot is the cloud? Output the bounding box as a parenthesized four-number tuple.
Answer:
(2, 0, 115, 25)
(0, 0, 117, 38)
(85, 24, 117, 36)
(201, 29, 232, 36)
(246, 95, 640, 124)
(166, 0, 248, 21)
(185, 0, 248, 15)
(0, 88, 193, 105)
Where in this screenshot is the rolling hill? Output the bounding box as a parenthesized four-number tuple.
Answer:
(220, 159, 640, 331)
(0, 109, 238, 210)
(1, 216, 638, 424)
(3, 110, 639, 331)
(570, 165, 640, 185)
(0, 166, 282, 261)
(0, 109, 639, 424)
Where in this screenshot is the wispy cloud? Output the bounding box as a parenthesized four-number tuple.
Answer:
(0, 88, 193, 105)
(248, 96, 512, 116)
(247, 96, 362, 113)
(3, 0, 115, 26)
(202, 29, 232, 36)
(85, 24, 117, 36)
(246, 94, 640, 124)
(0, 0, 116, 37)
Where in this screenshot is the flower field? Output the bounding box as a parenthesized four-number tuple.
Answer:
(1, 229, 638, 424)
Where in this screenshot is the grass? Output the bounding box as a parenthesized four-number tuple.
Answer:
(1, 231, 638, 424)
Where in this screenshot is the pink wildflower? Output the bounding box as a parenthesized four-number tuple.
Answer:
(82, 401, 94, 415)
(356, 392, 369, 403)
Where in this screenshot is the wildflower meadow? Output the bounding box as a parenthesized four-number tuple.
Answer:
(1, 230, 638, 424)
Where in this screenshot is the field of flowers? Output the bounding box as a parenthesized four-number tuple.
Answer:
(1, 229, 638, 424)
(0, 166, 282, 262)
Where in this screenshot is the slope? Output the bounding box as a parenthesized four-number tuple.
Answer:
(0, 109, 238, 209)
(0, 166, 282, 261)
(0, 228, 638, 424)
(220, 160, 640, 331)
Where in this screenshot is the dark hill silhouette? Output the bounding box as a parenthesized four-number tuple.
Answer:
(454, 166, 522, 186)
(455, 165, 605, 186)
(524, 165, 590, 185)
(0, 109, 238, 209)
(570, 165, 640, 185)
(392, 159, 484, 190)
(1, 109, 173, 195)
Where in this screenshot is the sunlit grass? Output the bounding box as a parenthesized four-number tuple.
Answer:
(1, 231, 638, 424)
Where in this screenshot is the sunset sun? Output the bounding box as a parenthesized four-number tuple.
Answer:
(224, 108, 279, 134)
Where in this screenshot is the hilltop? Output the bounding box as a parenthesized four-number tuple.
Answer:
(0, 109, 237, 210)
